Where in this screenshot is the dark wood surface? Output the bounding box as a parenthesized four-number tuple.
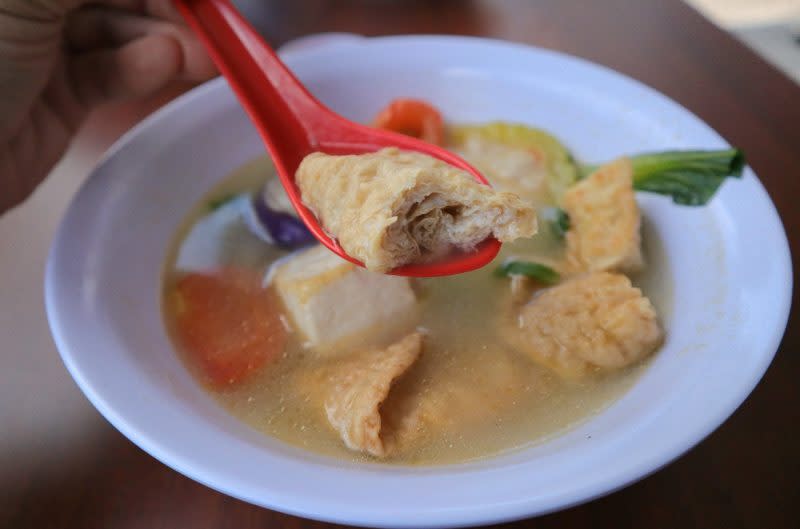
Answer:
(6, 0, 799, 528)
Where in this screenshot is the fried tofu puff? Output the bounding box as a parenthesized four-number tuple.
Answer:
(505, 272, 662, 378)
(563, 158, 643, 274)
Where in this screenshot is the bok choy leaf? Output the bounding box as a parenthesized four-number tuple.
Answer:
(494, 260, 560, 285)
(581, 149, 744, 206)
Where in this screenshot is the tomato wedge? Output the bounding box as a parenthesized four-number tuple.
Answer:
(170, 270, 287, 388)
(372, 98, 445, 145)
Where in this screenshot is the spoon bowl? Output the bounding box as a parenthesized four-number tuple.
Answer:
(174, 0, 500, 276)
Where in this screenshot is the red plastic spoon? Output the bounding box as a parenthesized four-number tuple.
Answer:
(174, 0, 500, 276)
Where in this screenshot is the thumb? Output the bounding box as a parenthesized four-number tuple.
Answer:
(68, 32, 209, 106)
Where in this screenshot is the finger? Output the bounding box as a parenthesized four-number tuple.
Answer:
(65, 9, 217, 77)
(68, 32, 214, 107)
(40, 0, 183, 23)
(69, 33, 181, 106)
(67, 7, 185, 50)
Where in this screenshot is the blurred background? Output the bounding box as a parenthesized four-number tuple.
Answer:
(230, 0, 800, 85)
(686, 0, 800, 83)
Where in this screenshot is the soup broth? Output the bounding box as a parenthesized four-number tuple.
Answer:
(164, 152, 670, 465)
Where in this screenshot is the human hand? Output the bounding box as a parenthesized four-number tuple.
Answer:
(0, 0, 217, 214)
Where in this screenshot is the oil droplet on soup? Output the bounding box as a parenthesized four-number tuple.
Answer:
(163, 154, 670, 465)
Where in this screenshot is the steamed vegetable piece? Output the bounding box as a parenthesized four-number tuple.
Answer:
(372, 98, 445, 145)
(494, 260, 560, 285)
(541, 207, 570, 240)
(204, 179, 314, 250)
(449, 122, 579, 202)
(582, 149, 745, 206)
(250, 192, 315, 249)
(170, 270, 287, 387)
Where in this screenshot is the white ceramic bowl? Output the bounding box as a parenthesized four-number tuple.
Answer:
(45, 35, 791, 527)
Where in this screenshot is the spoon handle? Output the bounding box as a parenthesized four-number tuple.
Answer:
(174, 0, 327, 172)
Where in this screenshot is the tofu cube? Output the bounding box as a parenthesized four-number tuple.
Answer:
(271, 246, 417, 350)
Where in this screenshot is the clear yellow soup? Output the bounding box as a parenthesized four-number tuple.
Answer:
(163, 154, 671, 466)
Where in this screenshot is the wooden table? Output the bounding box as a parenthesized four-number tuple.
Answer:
(3, 0, 798, 527)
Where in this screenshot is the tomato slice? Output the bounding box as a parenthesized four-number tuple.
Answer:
(170, 270, 287, 388)
(372, 98, 445, 145)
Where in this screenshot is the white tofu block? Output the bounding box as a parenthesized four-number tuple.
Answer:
(271, 246, 417, 350)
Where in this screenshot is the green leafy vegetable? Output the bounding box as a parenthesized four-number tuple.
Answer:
(494, 260, 560, 285)
(581, 149, 744, 206)
(542, 208, 570, 239)
(207, 193, 239, 212)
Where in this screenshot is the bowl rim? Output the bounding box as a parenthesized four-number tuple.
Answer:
(45, 34, 793, 528)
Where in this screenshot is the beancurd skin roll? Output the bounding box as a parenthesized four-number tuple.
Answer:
(296, 148, 537, 272)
